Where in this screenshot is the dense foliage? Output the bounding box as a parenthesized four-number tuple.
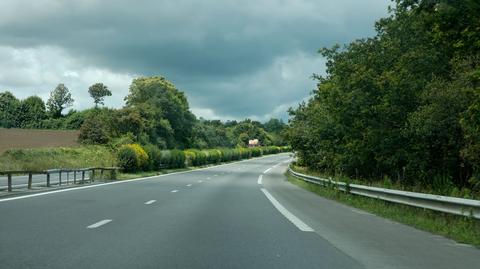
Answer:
(287, 0, 480, 194)
(1, 76, 288, 154)
(117, 144, 290, 172)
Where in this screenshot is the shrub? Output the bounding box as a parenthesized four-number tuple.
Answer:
(144, 144, 162, 171)
(117, 146, 138, 172)
(117, 144, 149, 172)
(160, 150, 186, 168)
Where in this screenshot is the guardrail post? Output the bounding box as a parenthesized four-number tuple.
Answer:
(59, 171, 62, 186)
(67, 171, 70, 185)
(28, 173, 32, 189)
(91, 169, 95, 182)
(7, 173, 12, 192)
(46, 172, 50, 187)
(100, 169, 104, 180)
(74, 171, 77, 184)
(81, 171, 85, 184)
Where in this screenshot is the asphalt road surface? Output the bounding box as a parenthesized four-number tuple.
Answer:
(1, 154, 479, 269)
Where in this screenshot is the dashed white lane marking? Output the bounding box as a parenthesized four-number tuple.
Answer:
(171, 190, 179, 193)
(214, 174, 218, 177)
(87, 219, 112, 229)
(260, 188, 314, 232)
(257, 175, 263, 185)
(186, 184, 192, 187)
(263, 168, 272, 174)
(145, 200, 156, 205)
(198, 180, 203, 183)
(206, 177, 211, 180)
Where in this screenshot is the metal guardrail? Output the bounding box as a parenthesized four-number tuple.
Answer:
(0, 167, 121, 192)
(288, 167, 480, 219)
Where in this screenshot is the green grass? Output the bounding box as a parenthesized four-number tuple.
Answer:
(0, 146, 116, 171)
(286, 172, 480, 247)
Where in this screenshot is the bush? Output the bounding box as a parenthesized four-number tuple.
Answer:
(117, 144, 149, 172)
(160, 150, 186, 168)
(144, 144, 162, 171)
(117, 146, 139, 172)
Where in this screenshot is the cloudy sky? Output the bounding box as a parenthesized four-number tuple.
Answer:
(0, 0, 390, 121)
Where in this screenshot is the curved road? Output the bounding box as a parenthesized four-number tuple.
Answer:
(0, 154, 479, 268)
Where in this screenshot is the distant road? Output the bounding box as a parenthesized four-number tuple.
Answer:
(0, 154, 478, 268)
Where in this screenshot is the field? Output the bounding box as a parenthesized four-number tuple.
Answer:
(0, 128, 80, 154)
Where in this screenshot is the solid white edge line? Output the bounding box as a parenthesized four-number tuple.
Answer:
(0, 154, 289, 203)
(260, 188, 314, 232)
(145, 200, 156, 205)
(263, 168, 272, 174)
(171, 190, 178, 193)
(257, 175, 263, 185)
(87, 219, 112, 229)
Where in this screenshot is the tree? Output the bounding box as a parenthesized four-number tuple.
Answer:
(0, 91, 20, 128)
(125, 76, 196, 148)
(88, 83, 112, 107)
(47, 84, 74, 118)
(18, 96, 47, 128)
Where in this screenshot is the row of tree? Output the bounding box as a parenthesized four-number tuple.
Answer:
(0, 77, 287, 149)
(287, 0, 480, 194)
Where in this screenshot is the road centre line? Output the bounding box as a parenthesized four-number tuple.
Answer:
(186, 184, 192, 187)
(260, 188, 314, 232)
(145, 200, 156, 205)
(263, 168, 272, 174)
(198, 180, 203, 183)
(87, 219, 112, 229)
(171, 190, 178, 193)
(258, 175, 263, 185)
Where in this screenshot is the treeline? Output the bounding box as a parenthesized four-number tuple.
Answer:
(287, 0, 480, 194)
(0, 77, 287, 149)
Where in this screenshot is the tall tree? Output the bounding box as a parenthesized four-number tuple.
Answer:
(18, 96, 47, 128)
(88, 83, 111, 107)
(0, 91, 20, 128)
(47, 84, 74, 118)
(125, 76, 196, 148)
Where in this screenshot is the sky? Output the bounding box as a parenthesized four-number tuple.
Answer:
(0, 0, 391, 121)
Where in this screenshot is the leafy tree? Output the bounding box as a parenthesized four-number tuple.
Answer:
(0, 91, 20, 128)
(125, 76, 196, 148)
(47, 84, 74, 118)
(18, 96, 47, 128)
(88, 83, 111, 107)
(287, 0, 480, 194)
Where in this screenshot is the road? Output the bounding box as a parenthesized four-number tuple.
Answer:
(0, 153, 479, 269)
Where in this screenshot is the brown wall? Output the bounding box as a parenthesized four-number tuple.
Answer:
(0, 128, 80, 154)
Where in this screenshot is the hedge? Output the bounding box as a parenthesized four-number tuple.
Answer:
(118, 144, 291, 172)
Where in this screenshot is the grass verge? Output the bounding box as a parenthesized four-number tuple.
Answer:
(286, 172, 480, 247)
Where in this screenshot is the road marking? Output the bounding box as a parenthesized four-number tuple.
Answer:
(171, 190, 178, 193)
(198, 180, 203, 183)
(260, 188, 314, 232)
(0, 154, 289, 203)
(145, 200, 156, 205)
(186, 184, 192, 187)
(206, 177, 211, 180)
(214, 174, 218, 177)
(87, 219, 112, 229)
(263, 168, 272, 174)
(257, 175, 263, 185)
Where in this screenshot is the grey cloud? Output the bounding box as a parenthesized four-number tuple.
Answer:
(0, 0, 391, 120)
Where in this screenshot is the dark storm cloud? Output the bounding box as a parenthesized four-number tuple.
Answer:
(0, 0, 390, 120)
